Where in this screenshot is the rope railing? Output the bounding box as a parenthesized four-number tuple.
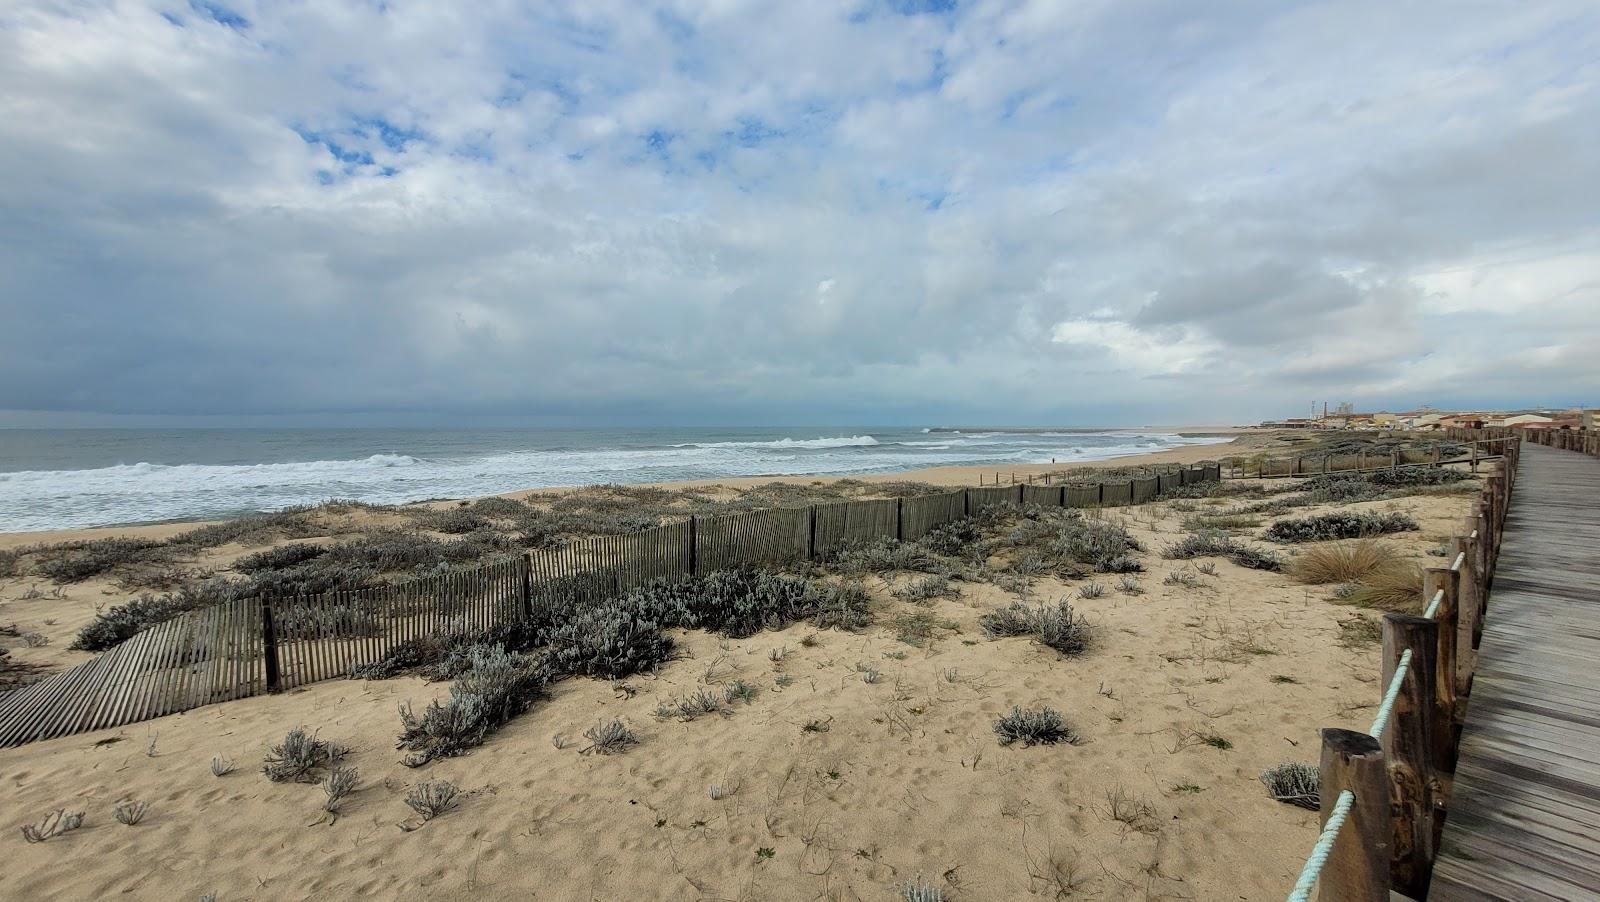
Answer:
(1283, 436, 1518, 901)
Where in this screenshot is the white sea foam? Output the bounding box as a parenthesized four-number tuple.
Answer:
(0, 431, 1229, 532)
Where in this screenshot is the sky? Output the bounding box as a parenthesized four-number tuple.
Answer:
(2, 0, 1598, 428)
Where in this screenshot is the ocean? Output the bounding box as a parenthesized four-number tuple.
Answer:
(0, 427, 1229, 532)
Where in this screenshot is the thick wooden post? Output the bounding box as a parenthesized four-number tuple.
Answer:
(1318, 729, 1389, 902)
(1451, 535, 1482, 664)
(520, 553, 533, 619)
(1382, 613, 1439, 897)
(1425, 566, 1461, 761)
(807, 506, 817, 560)
(895, 497, 904, 541)
(963, 489, 970, 518)
(261, 599, 282, 693)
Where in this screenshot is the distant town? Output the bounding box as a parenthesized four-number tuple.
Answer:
(1261, 403, 1599, 431)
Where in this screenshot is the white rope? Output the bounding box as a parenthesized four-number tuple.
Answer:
(1287, 789, 1355, 901)
(1450, 551, 1465, 573)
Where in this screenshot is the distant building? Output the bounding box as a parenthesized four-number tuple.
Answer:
(1494, 413, 1554, 428)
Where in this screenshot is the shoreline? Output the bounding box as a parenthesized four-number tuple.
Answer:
(0, 431, 1271, 548)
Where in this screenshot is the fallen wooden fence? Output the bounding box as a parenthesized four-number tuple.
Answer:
(0, 462, 1220, 748)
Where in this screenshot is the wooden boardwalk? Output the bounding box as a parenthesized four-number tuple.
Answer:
(1431, 442, 1600, 901)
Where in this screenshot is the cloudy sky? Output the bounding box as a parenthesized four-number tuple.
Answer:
(3, 0, 1598, 427)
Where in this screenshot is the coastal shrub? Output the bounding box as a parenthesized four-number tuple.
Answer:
(1266, 512, 1419, 543)
(321, 766, 359, 814)
(72, 593, 204, 651)
(234, 543, 328, 573)
(980, 600, 1090, 656)
(919, 518, 981, 557)
(423, 507, 489, 535)
(1260, 761, 1319, 810)
(1289, 539, 1402, 585)
(544, 601, 672, 679)
(810, 580, 873, 631)
(1300, 476, 1387, 504)
(0, 548, 20, 579)
(582, 719, 638, 754)
(994, 705, 1076, 747)
(1052, 514, 1144, 573)
(655, 689, 726, 721)
(1180, 512, 1262, 533)
(1229, 547, 1285, 572)
(241, 559, 377, 597)
(171, 509, 321, 548)
(405, 780, 460, 821)
(397, 645, 547, 766)
(1162, 531, 1241, 560)
(1367, 466, 1471, 488)
(835, 537, 938, 575)
(33, 538, 176, 583)
(263, 728, 346, 783)
(893, 574, 958, 601)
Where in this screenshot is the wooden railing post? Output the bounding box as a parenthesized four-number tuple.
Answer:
(807, 506, 817, 561)
(1382, 613, 1439, 897)
(1425, 567, 1461, 763)
(1319, 728, 1389, 902)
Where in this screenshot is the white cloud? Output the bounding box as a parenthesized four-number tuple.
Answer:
(1, 0, 1598, 425)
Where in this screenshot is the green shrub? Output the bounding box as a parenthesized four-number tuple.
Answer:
(33, 538, 176, 583)
(1266, 512, 1419, 543)
(979, 600, 1090, 656)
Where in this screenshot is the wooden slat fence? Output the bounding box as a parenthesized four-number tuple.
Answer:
(0, 462, 1221, 748)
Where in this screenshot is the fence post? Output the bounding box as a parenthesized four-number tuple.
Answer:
(963, 488, 970, 518)
(895, 497, 904, 541)
(1318, 728, 1389, 902)
(261, 599, 281, 693)
(1451, 534, 1482, 665)
(520, 554, 533, 619)
(807, 506, 817, 560)
(1424, 567, 1461, 763)
(1382, 613, 1439, 897)
(688, 515, 698, 577)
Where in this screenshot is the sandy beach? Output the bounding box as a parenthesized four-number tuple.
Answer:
(0, 433, 1476, 901)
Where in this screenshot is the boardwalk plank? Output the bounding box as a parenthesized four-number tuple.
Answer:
(1432, 443, 1600, 902)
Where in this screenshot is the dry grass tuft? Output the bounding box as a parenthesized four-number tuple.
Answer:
(1340, 563, 1426, 613)
(1289, 539, 1402, 585)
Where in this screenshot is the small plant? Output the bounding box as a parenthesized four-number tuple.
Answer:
(862, 668, 882, 684)
(657, 689, 726, 721)
(1171, 783, 1204, 794)
(210, 755, 235, 777)
(1195, 561, 1217, 576)
(405, 780, 460, 821)
(1077, 582, 1105, 599)
(114, 800, 149, 826)
(723, 679, 758, 704)
(893, 574, 958, 602)
(755, 846, 775, 861)
(1117, 575, 1144, 595)
(769, 645, 788, 664)
(1261, 761, 1320, 810)
(980, 600, 1090, 656)
(709, 784, 724, 800)
(1164, 570, 1204, 589)
(774, 673, 796, 688)
(994, 705, 1076, 747)
(1337, 617, 1383, 647)
(21, 631, 48, 647)
(19, 809, 84, 843)
(803, 718, 831, 733)
(1271, 674, 1299, 684)
(903, 876, 946, 902)
(1229, 547, 1285, 572)
(582, 719, 638, 755)
(321, 766, 359, 813)
(1200, 731, 1232, 750)
(263, 728, 345, 783)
